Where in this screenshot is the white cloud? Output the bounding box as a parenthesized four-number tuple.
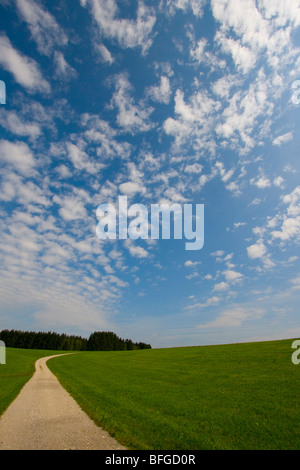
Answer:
(189, 35, 227, 72)
(184, 163, 203, 174)
(250, 175, 272, 189)
(0, 35, 50, 92)
(206, 0, 300, 159)
(216, 70, 274, 154)
(164, 187, 188, 203)
(244, 187, 300, 272)
(290, 276, 300, 291)
(96, 43, 114, 64)
(247, 240, 268, 259)
(163, 0, 299, 165)
(233, 222, 247, 229)
(124, 239, 149, 258)
(258, 0, 300, 28)
(211, 75, 242, 99)
(0, 172, 51, 206)
(271, 187, 300, 242)
(211, 250, 225, 257)
(66, 142, 103, 174)
(273, 176, 285, 188)
(111, 74, 154, 132)
(147, 76, 171, 104)
(0, 262, 112, 333)
(174, 89, 218, 123)
(184, 260, 200, 267)
(55, 164, 72, 179)
(164, 88, 220, 155)
(272, 131, 293, 146)
(211, 0, 269, 55)
(15, 0, 68, 56)
(215, 31, 257, 74)
(165, 0, 206, 17)
(282, 186, 300, 216)
(119, 161, 147, 196)
(272, 216, 300, 242)
(197, 306, 266, 329)
(0, 109, 41, 140)
(54, 52, 77, 80)
(80, 0, 156, 54)
(215, 161, 235, 183)
(119, 181, 146, 196)
(185, 296, 220, 310)
(211, 0, 300, 78)
(223, 269, 243, 282)
(189, 37, 206, 62)
(53, 194, 88, 221)
(17, 181, 51, 207)
(249, 198, 262, 206)
(81, 113, 132, 161)
(213, 281, 229, 291)
(0, 140, 35, 175)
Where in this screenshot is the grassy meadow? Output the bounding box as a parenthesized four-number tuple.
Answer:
(46, 339, 300, 450)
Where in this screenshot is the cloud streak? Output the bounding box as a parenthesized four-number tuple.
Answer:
(80, 0, 156, 54)
(0, 35, 50, 92)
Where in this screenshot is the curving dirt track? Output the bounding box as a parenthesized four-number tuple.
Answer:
(0, 354, 127, 450)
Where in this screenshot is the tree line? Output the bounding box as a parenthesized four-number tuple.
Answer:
(0, 329, 151, 351)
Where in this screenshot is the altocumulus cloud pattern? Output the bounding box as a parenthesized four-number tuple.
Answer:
(0, 0, 299, 348)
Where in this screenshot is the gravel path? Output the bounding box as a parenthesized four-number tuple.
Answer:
(0, 354, 127, 450)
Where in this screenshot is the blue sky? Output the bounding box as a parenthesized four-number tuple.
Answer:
(0, 0, 300, 348)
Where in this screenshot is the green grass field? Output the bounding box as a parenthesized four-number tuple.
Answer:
(0, 348, 64, 417)
(46, 339, 300, 450)
(1, 341, 299, 450)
